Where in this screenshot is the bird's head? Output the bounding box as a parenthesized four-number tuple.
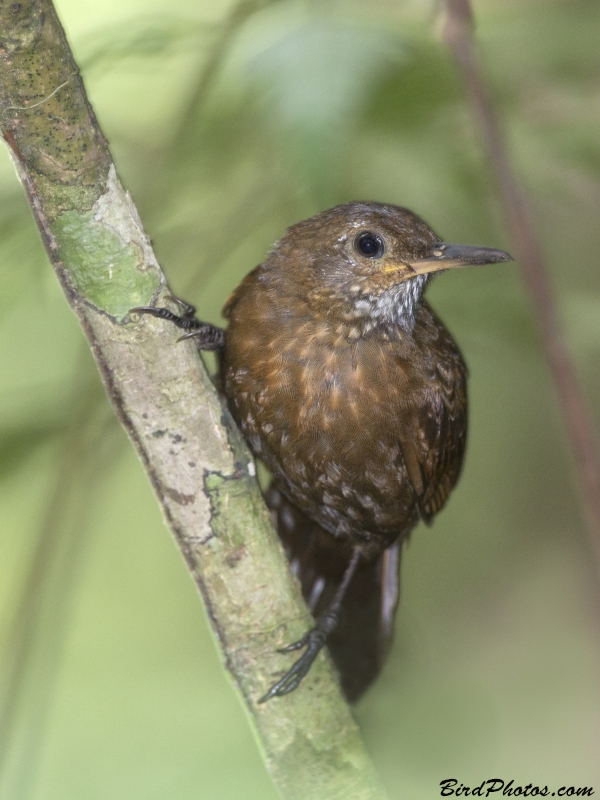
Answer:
(267, 201, 512, 333)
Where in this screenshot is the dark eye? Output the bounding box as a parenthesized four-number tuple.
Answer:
(355, 232, 385, 259)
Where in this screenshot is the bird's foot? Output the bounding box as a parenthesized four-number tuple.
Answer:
(257, 610, 339, 703)
(130, 296, 225, 351)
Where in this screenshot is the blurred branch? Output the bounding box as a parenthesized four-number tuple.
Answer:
(0, 3, 387, 799)
(443, 0, 600, 567)
(174, 0, 282, 144)
(0, 355, 120, 798)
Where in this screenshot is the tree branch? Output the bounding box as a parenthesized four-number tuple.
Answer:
(443, 0, 600, 567)
(0, 3, 387, 798)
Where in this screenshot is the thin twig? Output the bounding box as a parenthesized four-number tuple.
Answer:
(0, 352, 118, 791)
(3, 416, 122, 800)
(443, 0, 600, 566)
(173, 0, 282, 146)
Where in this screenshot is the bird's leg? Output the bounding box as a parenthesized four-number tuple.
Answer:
(130, 296, 225, 351)
(258, 547, 362, 703)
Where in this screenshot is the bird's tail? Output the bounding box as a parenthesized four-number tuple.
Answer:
(265, 484, 402, 702)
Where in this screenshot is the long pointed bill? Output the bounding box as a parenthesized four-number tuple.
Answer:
(407, 243, 513, 276)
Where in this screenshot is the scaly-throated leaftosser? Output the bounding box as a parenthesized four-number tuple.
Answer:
(132, 201, 512, 703)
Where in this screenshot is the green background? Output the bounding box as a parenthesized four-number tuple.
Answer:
(1, 0, 599, 797)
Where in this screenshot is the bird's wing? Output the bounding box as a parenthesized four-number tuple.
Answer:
(222, 265, 262, 319)
(413, 391, 467, 524)
(399, 305, 468, 525)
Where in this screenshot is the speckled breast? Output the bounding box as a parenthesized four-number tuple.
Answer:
(225, 327, 454, 555)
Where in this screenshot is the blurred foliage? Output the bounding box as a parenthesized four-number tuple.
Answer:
(1, 0, 599, 798)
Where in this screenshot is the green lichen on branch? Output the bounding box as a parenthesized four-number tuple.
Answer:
(1, 4, 163, 317)
(53, 166, 163, 318)
(0, 1, 110, 217)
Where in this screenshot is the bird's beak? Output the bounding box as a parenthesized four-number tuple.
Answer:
(405, 243, 513, 276)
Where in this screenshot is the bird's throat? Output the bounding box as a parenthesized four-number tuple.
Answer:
(349, 274, 431, 335)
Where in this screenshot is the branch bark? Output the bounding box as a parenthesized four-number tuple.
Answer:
(0, 3, 387, 798)
(443, 0, 600, 567)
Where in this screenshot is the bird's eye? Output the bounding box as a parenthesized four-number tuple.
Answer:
(355, 232, 385, 259)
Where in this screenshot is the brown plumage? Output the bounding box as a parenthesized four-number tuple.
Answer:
(132, 201, 511, 701)
(267, 484, 401, 702)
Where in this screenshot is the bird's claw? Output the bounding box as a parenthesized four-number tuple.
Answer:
(129, 304, 173, 320)
(165, 295, 197, 317)
(257, 613, 339, 703)
(277, 633, 309, 654)
(129, 298, 225, 351)
(258, 633, 324, 703)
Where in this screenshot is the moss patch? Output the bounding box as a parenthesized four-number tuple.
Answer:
(54, 208, 161, 319)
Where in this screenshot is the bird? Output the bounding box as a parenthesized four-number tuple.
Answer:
(131, 201, 512, 703)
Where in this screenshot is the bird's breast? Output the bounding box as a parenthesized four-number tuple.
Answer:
(225, 314, 415, 453)
(223, 300, 442, 543)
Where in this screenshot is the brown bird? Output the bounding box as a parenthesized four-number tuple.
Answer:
(132, 201, 511, 702)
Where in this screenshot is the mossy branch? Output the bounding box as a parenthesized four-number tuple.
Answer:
(0, 3, 388, 798)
